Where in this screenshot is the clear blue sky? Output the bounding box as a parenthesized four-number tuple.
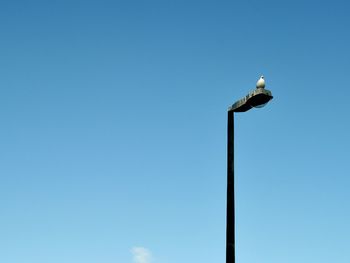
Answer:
(1, 1, 349, 263)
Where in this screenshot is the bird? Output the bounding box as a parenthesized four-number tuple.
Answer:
(256, 75, 265, 89)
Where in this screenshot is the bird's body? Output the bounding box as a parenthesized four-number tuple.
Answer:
(256, 76, 265, 89)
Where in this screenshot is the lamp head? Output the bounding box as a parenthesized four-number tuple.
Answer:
(229, 75, 273, 112)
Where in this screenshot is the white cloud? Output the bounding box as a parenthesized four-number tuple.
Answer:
(131, 247, 153, 263)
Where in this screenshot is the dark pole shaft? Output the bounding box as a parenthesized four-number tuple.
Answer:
(226, 110, 235, 263)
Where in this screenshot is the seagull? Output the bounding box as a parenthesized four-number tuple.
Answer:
(256, 75, 265, 89)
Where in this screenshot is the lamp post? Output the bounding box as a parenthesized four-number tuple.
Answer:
(226, 79, 273, 263)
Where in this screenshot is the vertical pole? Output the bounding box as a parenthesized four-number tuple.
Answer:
(226, 110, 235, 263)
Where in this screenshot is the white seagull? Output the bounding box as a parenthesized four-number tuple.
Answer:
(256, 75, 265, 89)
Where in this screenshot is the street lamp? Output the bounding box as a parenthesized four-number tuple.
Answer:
(226, 77, 273, 263)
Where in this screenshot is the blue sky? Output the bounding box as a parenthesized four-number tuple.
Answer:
(1, 0, 350, 263)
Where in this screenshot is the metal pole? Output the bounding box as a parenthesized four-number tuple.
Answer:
(226, 110, 235, 263)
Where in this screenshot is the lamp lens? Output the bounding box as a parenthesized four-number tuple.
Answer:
(252, 102, 268, 108)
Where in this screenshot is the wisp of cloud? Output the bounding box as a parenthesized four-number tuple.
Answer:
(131, 247, 153, 263)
